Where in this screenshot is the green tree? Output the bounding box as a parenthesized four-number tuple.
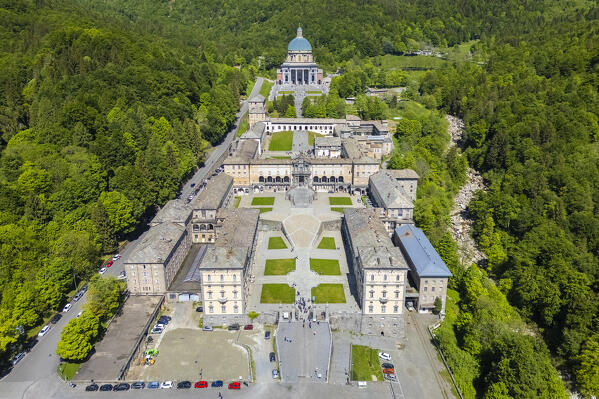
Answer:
(56, 311, 100, 361)
(433, 297, 443, 315)
(84, 275, 124, 320)
(285, 105, 297, 118)
(98, 191, 136, 235)
(575, 338, 599, 398)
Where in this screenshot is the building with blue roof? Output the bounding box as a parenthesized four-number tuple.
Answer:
(393, 224, 452, 313)
(276, 27, 323, 86)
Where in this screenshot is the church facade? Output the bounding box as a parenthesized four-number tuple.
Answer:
(276, 27, 323, 86)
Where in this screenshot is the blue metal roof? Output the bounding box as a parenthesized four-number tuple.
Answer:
(288, 37, 312, 51)
(394, 225, 452, 278)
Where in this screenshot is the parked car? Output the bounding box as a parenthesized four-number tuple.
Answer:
(111, 254, 121, 261)
(190, 183, 196, 187)
(384, 373, 397, 381)
(244, 324, 253, 330)
(131, 381, 145, 389)
(73, 292, 83, 302)
(99, 384, 113, 391)
(381, 363, 394, 369)
(228, 323, 240, 331)
(155, 323, 165, 329)
(85, 383, 99, 392)
(106, 260, 113, 267)
(265, 331, 271, 340)
(113, 383, 130, 391)
(378, 352, 391, 361)
(195, 306, 203, 312)
(158, 315, 171, 322)
(76, 311, 82, 318)
(62, 303, 72, 313)
(211, 380, 223, 388)
(382, 367, 394, 375)
(160, 381, 173, 389)
(38, 325, 50, 337)
(269, 352, 276, 362)
(228, 382, 241, 390)
(194, 381, 208, 388)
(406, 302, 415, 312)
(98, 267, 107, 275)
(147, 381, 160, 389)
(49, 314, 61, 324)
(151, 327, 163, 334)
(202, 325, 213, 331)
(272, 369, 279, 379)
(11, 352, 25, 366)
(177, 381, 192, 389)
(117, 271, 126, 280)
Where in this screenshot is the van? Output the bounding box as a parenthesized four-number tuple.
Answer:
(357, 381, 367, 388)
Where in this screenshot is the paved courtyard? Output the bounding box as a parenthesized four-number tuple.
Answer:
(277, 321, 331, 383)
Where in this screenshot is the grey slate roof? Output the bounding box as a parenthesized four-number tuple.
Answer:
(394, 225, 452, 278)
(369, 171, 413, 209)
(235, 139, 259, 160)
(126, 222, 186, 264)
(341, 137, 362, 159)
(357, 246, 407, 270)
(314, 136, 341, 147)
(269, 117, 345, 125)
(199, 246, 249, 270)
(190, 174, 233, 210)
(387, 169, 419, 179)
(249, 94, 265, 103)
(150, 199, 191, 226)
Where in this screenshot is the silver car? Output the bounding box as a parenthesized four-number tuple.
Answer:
(272, 369, 279, 379)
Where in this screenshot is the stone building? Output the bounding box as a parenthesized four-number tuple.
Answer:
(125, 222, 190, 295)
(393, 224, 452, 313)
(368, 170, 415, 232)
(276, 27, 323, 86)
(314, 136, 341, 157)
(200, 208, 260, 323)
(189, 174, 234, 244)
(386, 169, 419, 202)
(248, 95, 267, 128)
(342, 208, 408, 329)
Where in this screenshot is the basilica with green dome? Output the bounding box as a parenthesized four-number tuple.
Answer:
(276, 27, 323, 86)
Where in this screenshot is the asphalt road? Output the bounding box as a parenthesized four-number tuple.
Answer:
(0, 78, 265, 399)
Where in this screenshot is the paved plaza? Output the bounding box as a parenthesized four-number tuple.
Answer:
(277, 321, 331, 383)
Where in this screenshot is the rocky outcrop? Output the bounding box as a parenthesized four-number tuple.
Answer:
(445, 115, 488, 267)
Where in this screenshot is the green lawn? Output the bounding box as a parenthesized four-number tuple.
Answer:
(311, 284, 346, 303)
(260, 284, 296, 303)
(268, 237, 287, 250)
(268, 131, 294, 151)
(277, 90, 293, 95)
(331, 207, 345, 213)
(269, 156, 291, 159)
(265, 258, 296, 275)
(258, 207, 273, 214)
(58, 362, 81, 381)
(234, 196, 241, 208)
(317, 237, 336, 249)
(259, 80, 274, 98)
(251, 197, 275, 205)
(236, 113, 249, 137)
(310, 258, 341, 275)
(308, 131, 323, 146)
(378, 54, 448, 70)
(306, 90, 322, 94)
(351, 345, 384, 381)
(329, 197, 352, 206)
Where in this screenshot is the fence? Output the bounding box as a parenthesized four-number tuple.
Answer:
(428, 324, 464, 399)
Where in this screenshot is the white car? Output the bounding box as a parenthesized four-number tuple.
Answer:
(62, 303, 72, 312)
(160, 381, 173, 389)
(406, 302, 415, 312)
(117, 271, 126, 280)
(99, 267, 107, 275)
(76, 311, 82, 318)
(151, 327, 164, 334)
(378, 352, 391, 361)
(112, 254, 121, 261)
(38, 325, 50, 337)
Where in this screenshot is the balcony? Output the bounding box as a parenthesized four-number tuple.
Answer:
(217, 298, 228, 304)
(378, 297, 388, 304)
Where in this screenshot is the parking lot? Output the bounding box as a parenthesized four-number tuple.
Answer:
(127, 328, 250, 382)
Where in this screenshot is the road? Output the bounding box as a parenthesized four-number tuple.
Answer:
(0, 78, 264, 399)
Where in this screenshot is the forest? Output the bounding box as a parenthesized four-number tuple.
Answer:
(1, 0, 598, 397)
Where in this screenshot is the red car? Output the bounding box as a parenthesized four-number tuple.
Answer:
(228, 382, 240, 390)
(194, 381, 208, 388)
(243, 324, 253, 330)
(106, 260, 114, 267)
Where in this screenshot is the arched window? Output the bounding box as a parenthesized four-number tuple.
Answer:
(313, 176, 320, 183)
(283, 176, 290, 183)
(267, 176, 273, 183)
(321, 176, 328, 183)
(329, 176, 336, 183)
(275, 176, 281, 183)
(338, 176, 344, 183)
(259, 176, 265, 183)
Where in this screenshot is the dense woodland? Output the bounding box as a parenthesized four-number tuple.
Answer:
(1, 0, 598, 397)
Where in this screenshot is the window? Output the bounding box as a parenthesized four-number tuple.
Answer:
(207, 275, 211, 282)
(368, 305, 374, 313)
(382, 291, 386, 298)
(432, 287, 435, 292)
(132, 272, 135, 277)
(143, 272, 148, 277)
(208, 291, 212, 299)
(234, 305, 239, 313)
(395, 291, 399, 298)
(393, 306, 399, 313)
(381, 305, 386, 313)
(396, 275, 400, 281)
(384, 274, 387, 281)
(209, 306, 214, 313)
(221, 305, 226, 313)
(233, 274, 237, 281)
(370, 274, 374, 281)
(220, 274, 224, 281)
(369, 291, 374, 298)
(233, 291, 238, 299)
(424, 287, 428, 292)
(155, 271, 158, 276)
(220, 291, 225, 298)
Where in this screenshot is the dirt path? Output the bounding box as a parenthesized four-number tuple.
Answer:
(446, 115, 487, 267)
